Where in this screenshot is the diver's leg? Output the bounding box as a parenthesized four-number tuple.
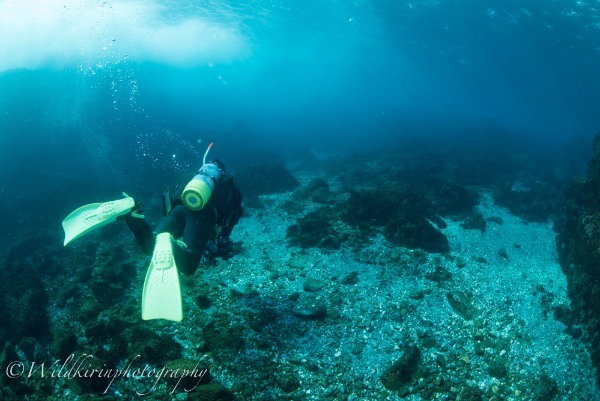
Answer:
(153, 205, 201, 275)
(125, 203, 186, 256)
(171, 244, 202, 276)
(123, 215, 154, 255)
(180, 207, 218, 273)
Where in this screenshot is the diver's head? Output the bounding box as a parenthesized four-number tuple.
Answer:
(181, 163, 222, 210)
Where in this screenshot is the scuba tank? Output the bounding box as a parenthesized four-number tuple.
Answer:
(180, 143, 222, 211)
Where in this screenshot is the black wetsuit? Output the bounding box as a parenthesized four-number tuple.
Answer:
(125, 167, 243, 275)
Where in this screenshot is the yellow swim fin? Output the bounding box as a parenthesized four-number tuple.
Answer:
(62, 194, 136, 246)
(141, 232, 183, 322)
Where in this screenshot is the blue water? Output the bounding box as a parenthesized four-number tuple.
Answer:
(0, 0, 599, 223)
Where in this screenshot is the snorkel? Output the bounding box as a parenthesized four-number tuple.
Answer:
(181, 142, 222, 210)
(203, 142, 213, 165)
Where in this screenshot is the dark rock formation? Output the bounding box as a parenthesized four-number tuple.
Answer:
(235, 162, 299, 199)
(342, 185, 450, 253)
(446, 291, 478, 320)
(381, 345, 421, 391)
(0, 259, 49, 343)
(291, 178, 332, 204)
(291, 295, 328, 319)
(202, 315, 246, 353)
(555, 133, 600, 387)
(494, 180, 563, 223)
(286, 207, 345, 250)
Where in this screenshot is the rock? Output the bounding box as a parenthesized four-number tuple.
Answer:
(303, 277, 327, 292)
(292, 296, 327, 319)
(430, 182, 479, 216)
(89, 246, 136, 307)
(235, 162, 299, 199)
(417, 330, 437, 348)
(276, 371, 300, 393)
(487, 356, 508, 379)
(458, 385, 483, 401)
(460, 211, 487, 232)
(381, 345, 421, 391)
(164, 358, 211, 391)
(202, 317, 245, 352)
(385, 217, 450, 254)
(531, 373, 559, 401)
(287, 208, 345, 250)
(435, 354, 447, 368)
(247, 308, 278, 332)
(555, 133, 600, 385)
(498, 247, 509, 259)
(494, 181, 561, 223)
(342, 271, 359, 285)
(552, 304, 572, 327)
(187, 383, 235, 401)
(125, 326, 182, 365)
(72, 352, 116, 394)
(281, 199, 305, 214)
(292, 178, 332, 203)
(342, 185, 450, 253)
(195, 294, 212, 309)
(446, 291, 478, 320)
(84, 318, 126, 341)
(425, 265, 453, 283)
(51, 330, 77, 360)
(0, 260, 49, 342)
(474, 341, 485, 356)
(456, 256, 468, 268)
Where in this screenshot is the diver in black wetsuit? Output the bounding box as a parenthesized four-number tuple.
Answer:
(124, 157, 243, 276)
(60, 143, 243, 320)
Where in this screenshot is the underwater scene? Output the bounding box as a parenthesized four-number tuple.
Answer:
(2, 0, 600, 400)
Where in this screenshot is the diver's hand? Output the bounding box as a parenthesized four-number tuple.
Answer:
(130, 202, 145, 219)
(201, 250, 219, 267)
(117, 194, 145, 220)
(217, 238, 234, 258)
(122, 192, 145, 218)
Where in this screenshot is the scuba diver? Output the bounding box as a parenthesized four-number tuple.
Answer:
(61, 143, 243, 322)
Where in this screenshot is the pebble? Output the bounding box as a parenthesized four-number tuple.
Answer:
(303, 277, 327, 292)
(292, 295, 328, 319)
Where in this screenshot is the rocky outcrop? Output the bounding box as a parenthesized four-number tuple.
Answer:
(555, 132, 600, 387)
